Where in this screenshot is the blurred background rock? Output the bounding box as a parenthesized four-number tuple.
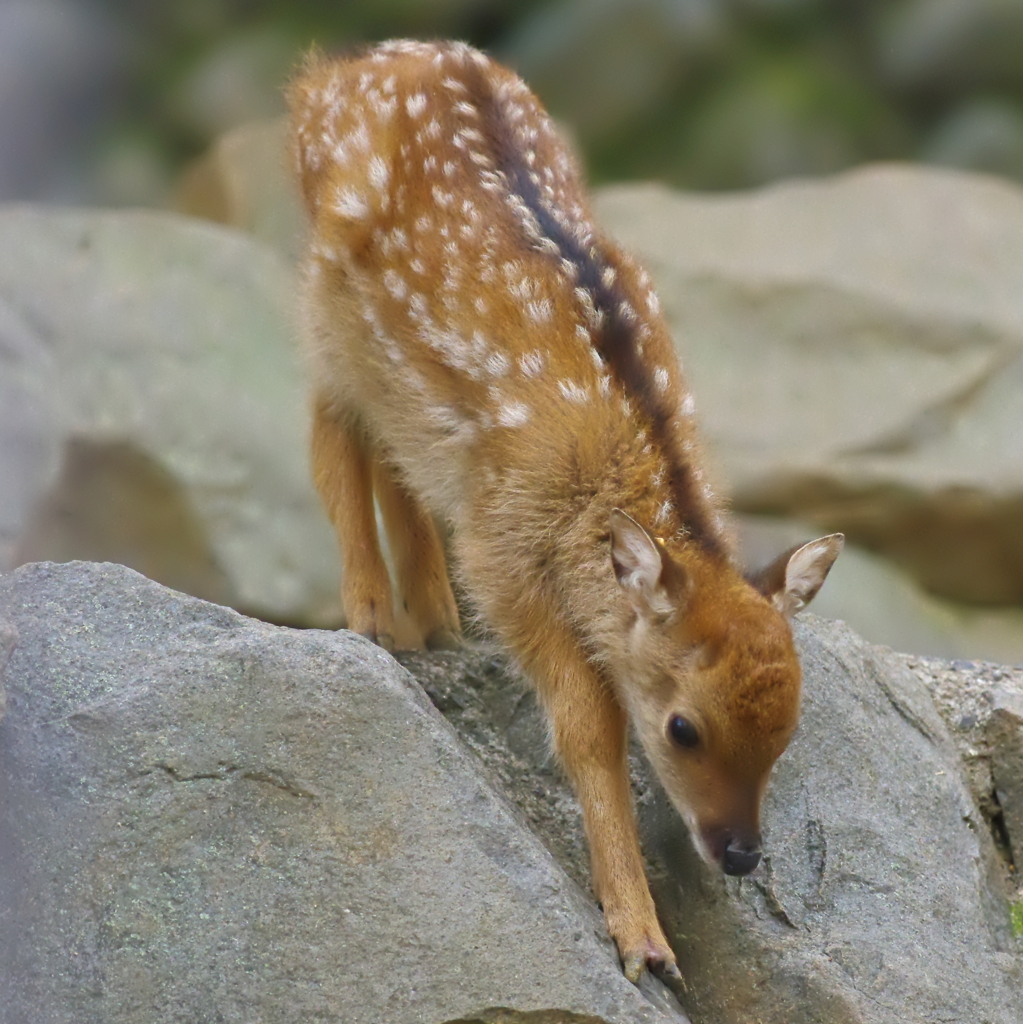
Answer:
(5, 0, 1023, 207)
(4, 0, 1023, 665)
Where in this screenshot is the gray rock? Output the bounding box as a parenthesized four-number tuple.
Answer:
(593, 166, 1023, 605)
(737, 515, 1023, 665)
(0, 560, 685, 1024)
(173, 116, 305, 262)
(990, 691, 1023, 869)
(909, 651, 1023, 872)
(3, 560, 1021, 1022)
(0, 205, 346, 629)
(400, 620, 1023, 1024)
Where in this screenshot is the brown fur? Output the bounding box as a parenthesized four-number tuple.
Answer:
(287, 40, 842, 983)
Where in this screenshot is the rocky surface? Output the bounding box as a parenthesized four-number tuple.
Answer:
(401, 622, 1023, 1024)
(174, 116, 304, 264)
(900, 653, 1023, 873)
(736, 515, 1023, 666)
(0, 561, 684, 1024)
(0, 205, 349, 630)
(3, 561, 1020, 1023)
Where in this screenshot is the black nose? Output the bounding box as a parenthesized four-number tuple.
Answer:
(722, 843, 762, 876)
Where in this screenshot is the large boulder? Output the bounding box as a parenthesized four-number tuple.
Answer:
(0, 205, 354, 631)
(174, 116, 305, 264)
(901, 651, 1023, 875)
(594, 166, 1023, 605)
(400, 623, 1023, 1024)
(736, 515, 1023, 666)
(0, 560, 684, 1024)
(3, 561, 1019, 1023)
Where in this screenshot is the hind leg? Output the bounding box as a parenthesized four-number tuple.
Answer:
(372, 459, 461, 650)
(311, 395, 396, 650)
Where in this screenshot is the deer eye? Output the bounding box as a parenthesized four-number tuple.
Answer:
(668, 715, 699, 749)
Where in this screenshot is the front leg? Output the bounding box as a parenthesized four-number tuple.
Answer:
(371, 457, 462, 651)
(521, 623, 680, 983)
(310, 395, 396, 650)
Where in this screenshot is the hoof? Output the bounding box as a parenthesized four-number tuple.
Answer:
(424, 626, 461, 651)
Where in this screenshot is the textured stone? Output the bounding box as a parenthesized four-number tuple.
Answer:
(400, 625, 1023, 1024)
(173, 116, 304, 262)
(989, 690, 1023, 869)
(0, 561, 685, 1024)
(737, 515, 1023, 665)
(0, 206, 345, 628)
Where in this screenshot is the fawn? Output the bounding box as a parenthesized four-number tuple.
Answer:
(287, 40, 842, 983)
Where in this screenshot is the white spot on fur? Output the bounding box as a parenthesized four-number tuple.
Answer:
(334, 188, 368, 219)
(483, 351, 510, 377)
(527, 298, 553, 323)
(519, 350, 546, 377)
(349, 123, 370, 152)
(680, 394, 696, 417)
(368, 156, 390, 191)
(406, 92, 428, 117)
(383, 269, 407, 301)
(432, 186, 455, 207)
(497, 402, 531, 427)
(654, 367, 670, 393)
(558, 380, 589, 404)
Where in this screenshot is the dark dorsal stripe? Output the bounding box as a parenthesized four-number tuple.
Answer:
(464, 62, 726, 558)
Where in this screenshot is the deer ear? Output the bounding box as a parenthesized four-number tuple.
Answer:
(609, 509, 683, 621)
(748, 534, 844, 618)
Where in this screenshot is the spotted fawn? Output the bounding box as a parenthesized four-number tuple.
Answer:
(287, 39, 842, 983)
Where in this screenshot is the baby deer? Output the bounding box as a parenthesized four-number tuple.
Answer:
(287, 40, 842, 983)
